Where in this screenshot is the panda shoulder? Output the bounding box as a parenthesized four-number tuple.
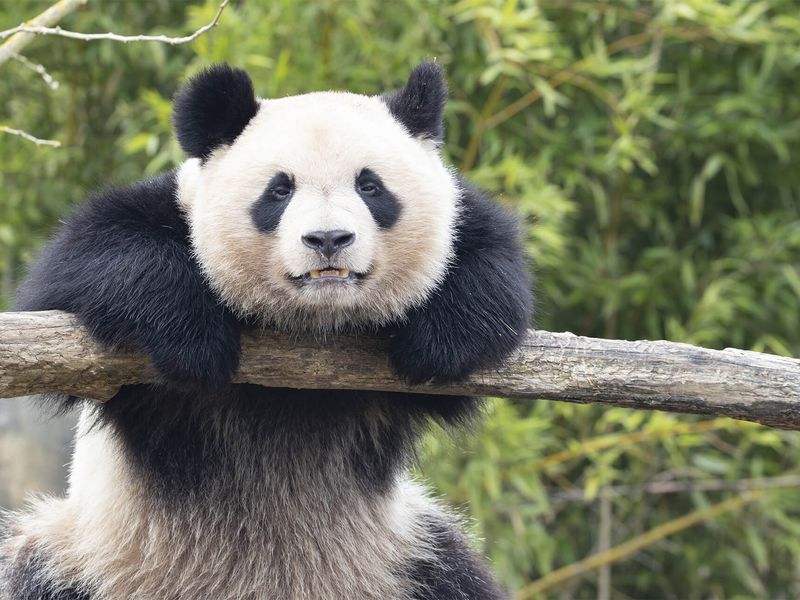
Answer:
(14, 169, 190, 312)
(453, 178, 524, 257)
(63, 169, 188, 242)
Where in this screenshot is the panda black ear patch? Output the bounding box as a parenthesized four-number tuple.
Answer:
(172, 64, 259, 159)
(383, 61, 447, 143)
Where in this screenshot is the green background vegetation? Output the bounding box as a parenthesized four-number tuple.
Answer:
(2, 1, 800, 597)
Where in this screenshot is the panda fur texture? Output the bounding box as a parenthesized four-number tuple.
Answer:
(0, 62, 533, 600)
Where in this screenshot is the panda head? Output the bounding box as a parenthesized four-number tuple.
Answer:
(173, 63, 458, 333)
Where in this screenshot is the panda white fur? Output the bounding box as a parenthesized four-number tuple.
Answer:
(1, 62, 532, 600)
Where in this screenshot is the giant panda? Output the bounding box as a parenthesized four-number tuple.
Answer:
(0, 62, 532, 600)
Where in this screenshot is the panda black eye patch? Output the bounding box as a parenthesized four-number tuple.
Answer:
(356, 169, 401, 229)
(251, 171, 294, 232)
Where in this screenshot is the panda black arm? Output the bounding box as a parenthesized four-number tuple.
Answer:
(15, 170, 240, 390)
(388, 182, 533, 384)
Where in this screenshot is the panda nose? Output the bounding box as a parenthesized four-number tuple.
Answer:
(302, 229, 355, 259)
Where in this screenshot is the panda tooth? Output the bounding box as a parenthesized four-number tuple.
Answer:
(308, 269, 350, 279)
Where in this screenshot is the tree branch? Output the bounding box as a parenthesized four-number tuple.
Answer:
(516, 491, 763, 599)
(0, 0, 229, 146)
(0, 126, 61, 147)
(0, 0, 229, 45)
(549, 474, 800, 503)
(0, 0, 88, 66)
(2, 311, 799, 429)
(5, 50, 60, 89)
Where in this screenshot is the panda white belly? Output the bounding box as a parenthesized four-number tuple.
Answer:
(3, 403, 444, 600)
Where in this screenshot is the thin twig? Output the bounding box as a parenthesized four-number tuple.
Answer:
(460, 73, 507, 171)
(0, 0, 229, 44)
(0, 0, 87, 67)
(0, 126, 61, 147)
(506, 419, 732, 478)
(551, 474, 800, 502)
(3, 50, 59, 89)
(538, 0, 654, 25)
(597, 492, 612, 600)
(0, 0, 230, 149)
(480, 23, 718, 133)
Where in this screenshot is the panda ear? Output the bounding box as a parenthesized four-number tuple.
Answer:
(383, 61, 447, 144)
(172, 64, 259, 159)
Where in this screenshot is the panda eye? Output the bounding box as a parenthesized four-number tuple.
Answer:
(267, 172, 294, 201)
(356, 170, 384, 197)
(358, 181, 380, 195)
(272, 185, 292, 199)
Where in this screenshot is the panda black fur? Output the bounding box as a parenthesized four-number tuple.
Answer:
(0, 63, 532, 600)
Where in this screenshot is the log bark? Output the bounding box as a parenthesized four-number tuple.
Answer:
(1, 311, 799, 429)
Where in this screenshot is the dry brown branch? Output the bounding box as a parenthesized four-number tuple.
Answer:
(2, 311, 800, 429)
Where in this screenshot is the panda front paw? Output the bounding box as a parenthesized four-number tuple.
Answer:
(387, 331, 476, 386)
(147, 318, 241, 391)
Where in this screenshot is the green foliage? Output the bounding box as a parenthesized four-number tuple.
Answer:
(2, 0, 800, 597)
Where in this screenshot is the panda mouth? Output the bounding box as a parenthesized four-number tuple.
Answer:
(289, 267, 366, 284)
(310, 268, 352, 280)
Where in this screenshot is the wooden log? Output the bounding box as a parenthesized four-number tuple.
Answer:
(1, 311, 799, 429)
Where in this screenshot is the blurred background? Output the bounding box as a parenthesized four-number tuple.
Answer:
(2, 1, 800, 598)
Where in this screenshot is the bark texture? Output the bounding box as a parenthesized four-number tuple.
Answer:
(2, 311, 799, 429)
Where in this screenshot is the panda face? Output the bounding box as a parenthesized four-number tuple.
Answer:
(177, 88, 459, 333)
